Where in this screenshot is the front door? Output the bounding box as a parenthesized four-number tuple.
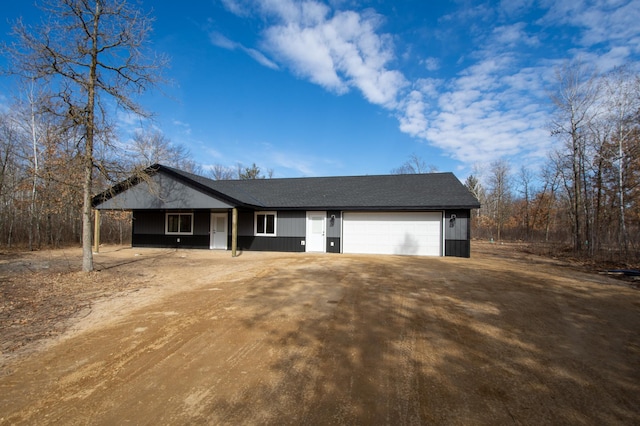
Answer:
(306, 211, 326, 252)
(210, 213, 228, 249)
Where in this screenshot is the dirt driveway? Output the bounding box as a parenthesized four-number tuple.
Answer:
(1, 244, 639, 425)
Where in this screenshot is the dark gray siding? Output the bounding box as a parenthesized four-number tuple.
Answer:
(97, 172, 233, 210)
(236, 210, 306, 252)
(133, 210, 164, 234)
(326, 210, 341, 253)
(277, 211, 305, 237)
(237, 210, 305, 237)
(237, 210, 254, 236)
(444, 209, 471, 257)
(132, 210, 211, 249)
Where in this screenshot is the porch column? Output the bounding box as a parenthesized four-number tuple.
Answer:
(93, 209, 100, 253)
(231, 208, 238, 257)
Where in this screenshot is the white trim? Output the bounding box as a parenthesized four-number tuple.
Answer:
(165, 212, 194, 235)
(254, 211, 277, 236)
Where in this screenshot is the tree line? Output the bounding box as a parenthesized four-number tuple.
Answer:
(0, 0, 277, 270)
(461, 61, 639, 264)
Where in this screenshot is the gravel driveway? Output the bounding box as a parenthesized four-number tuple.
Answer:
(1, 244, 638, 424)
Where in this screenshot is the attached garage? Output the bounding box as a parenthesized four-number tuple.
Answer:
(342, 212, 443, 256)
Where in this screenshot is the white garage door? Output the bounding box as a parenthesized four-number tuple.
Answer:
(343, 212, 442, 256)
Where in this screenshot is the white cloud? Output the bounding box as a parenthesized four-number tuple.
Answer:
(217, 0, 635, 172)
(416, 52, 553, 167)
(491, 23, 539, 48)
(244, 47, 280, 69)
(539, 0, 640, 50)
(209, 31, 236, 50)
(499, 0, 535, 18)
(422, 57, 440, 71)
(219, 0, 251, 17)
(244, 0, 554, 169)
(264, 23, 347, 92)
(172, 120, 192, 136)
(209, 31, 279, 70)
(258, 1, 407, 107)
(269, 151, 318, 176)
(578, 46, 633, 72)
(117, 110, 143, 127)
(415, 78, 443, 99)
(397, 90, 428, 138)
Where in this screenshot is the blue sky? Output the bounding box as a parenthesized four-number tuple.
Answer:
(1, 0, 639, 179)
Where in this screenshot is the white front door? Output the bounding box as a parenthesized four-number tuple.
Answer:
(306, 211, 326, 252)
(210, 213, 228, 249)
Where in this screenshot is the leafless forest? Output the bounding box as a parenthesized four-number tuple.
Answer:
(466, 63, 640, 265)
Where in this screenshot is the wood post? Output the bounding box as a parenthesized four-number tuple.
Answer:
(93, 209, 100, 253)
(231, 208, 238, 257)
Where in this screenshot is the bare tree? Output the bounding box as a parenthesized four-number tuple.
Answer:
(600, 66, 640, 252)
(549, 59, 601, 252)
(391, 153, 438, 174)
(0, 113, 21, 247)
(517, 166, 535, 240)
(5, 0, 167, 271)
(487, 159, 511, 241)
(128, 129, 193, 170)
(209, 164, 236, 181)
(464, 174, 483, 213)
(239, 163, 265, 180)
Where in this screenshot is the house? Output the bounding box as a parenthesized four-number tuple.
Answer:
(92, 164, 480, 257)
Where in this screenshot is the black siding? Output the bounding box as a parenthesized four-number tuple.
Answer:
(133, 234, 210, 249)
(445, 240, 471, 257)
(326, 237, 341, 253)
(238, 236, 305, 252)
(132, 209, 211, 249)
(444, 209, 471, 257)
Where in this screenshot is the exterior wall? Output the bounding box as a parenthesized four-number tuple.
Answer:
(130, 208, 473, 257)
(236, 210, 306, 252)
(326, 210, 341, 253)
(444, 209, 471, 257)
(132, 210, 211, 249)
(236, 210, 343, 253)
(277, 211, 306, 237)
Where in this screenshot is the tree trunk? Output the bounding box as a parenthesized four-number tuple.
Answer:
(81, 0, 101, 272)
(29, 84, 39, 252)
(618, 134, 627, 252)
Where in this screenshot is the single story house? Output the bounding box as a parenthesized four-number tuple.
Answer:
(92, 164, 480, 257)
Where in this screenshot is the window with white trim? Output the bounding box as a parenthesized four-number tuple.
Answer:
(165, 213, 193, 235)
(255, 211, 276, 236)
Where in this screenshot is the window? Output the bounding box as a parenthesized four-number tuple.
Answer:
(255, 212, 276, 236)
(166, 213, 193, 235)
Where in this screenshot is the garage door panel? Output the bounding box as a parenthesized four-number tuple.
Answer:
(343, 212, 442, 256)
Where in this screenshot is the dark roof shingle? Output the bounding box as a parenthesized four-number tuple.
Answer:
(159, 164, 480, 210)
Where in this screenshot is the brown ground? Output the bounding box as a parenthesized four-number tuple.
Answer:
(0, 243, 639, 425)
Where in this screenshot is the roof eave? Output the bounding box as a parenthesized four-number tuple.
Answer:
(251, 205, 480, 211)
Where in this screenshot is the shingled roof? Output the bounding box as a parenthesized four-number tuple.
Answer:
(94, 164, 480, 210)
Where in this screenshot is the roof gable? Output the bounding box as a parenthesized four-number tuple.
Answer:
(94, 169, 234, 210)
